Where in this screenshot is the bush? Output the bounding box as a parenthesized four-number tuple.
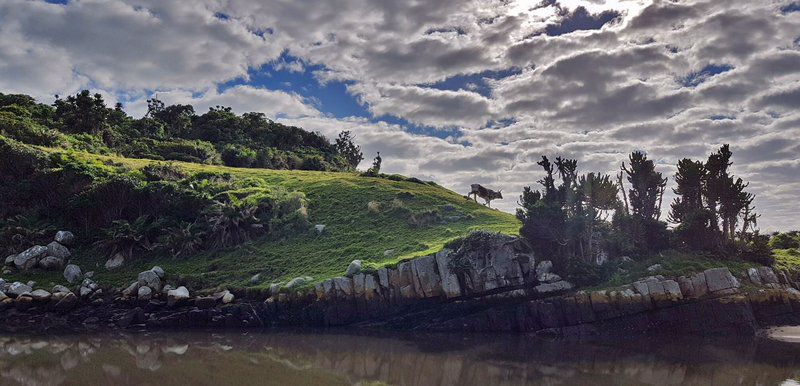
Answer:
(141, 162, 187, 181)
(770, 231, 800, 250)
(221, 144, 257, 167)
(0, 111, 64, 146)
(565, 260, 617, 287)
(121, 138, 221, 164)
(300, 155, 326, 171)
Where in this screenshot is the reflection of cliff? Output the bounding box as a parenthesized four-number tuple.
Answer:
(0, 333, 799, 386)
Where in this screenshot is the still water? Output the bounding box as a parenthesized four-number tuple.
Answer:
(0, 329, 799, 386)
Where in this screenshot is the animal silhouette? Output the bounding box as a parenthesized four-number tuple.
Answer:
(468, 184, 502, 208)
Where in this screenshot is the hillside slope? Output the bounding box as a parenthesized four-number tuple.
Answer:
(10, 149, 519, 292)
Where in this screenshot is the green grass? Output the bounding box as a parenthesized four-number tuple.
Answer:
(12, 149, 519, 292)
(597, 250, 759, 290)
(774, 248, 800, 276)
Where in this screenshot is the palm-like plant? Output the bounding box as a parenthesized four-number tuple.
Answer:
(205, 200, 264, 248)
(94, 216, 155, 259)
(160, 221, 206, 258)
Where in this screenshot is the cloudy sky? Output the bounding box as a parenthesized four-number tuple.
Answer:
(2, 0, 799, 230)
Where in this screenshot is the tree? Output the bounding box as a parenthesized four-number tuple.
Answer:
(334, 131, 363, 169)
(146, 97, 195, 138)
(53, 90, 110, 134)
(620, 151, 667, 220)
(517, 156, 619, 269)
(669, 158, 716, 251)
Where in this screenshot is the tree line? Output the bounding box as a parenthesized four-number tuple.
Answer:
(516, 146, 771, 284)
(0, 90, 364, 172)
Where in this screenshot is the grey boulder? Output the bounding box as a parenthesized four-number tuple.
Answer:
(137, 286, 153, 301)
(46, 241, 71, 260)
(8, 282, 33, 297)
(346, 260, 362, 277)
(54, 231, 75, 245)
(105, 254, 125, 270)
(39, 256, 65, 270)
(167, 286, 190, 306)
(14, 245, 48, 271)
(138, 270, 162, 291)
(63, 264, 83, 284)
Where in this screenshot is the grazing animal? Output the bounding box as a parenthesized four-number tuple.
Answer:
(468, 184, 503, 208)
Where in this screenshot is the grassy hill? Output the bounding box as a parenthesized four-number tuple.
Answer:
(7, 149, 519, 293)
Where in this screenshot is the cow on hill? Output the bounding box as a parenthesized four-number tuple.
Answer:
(468, 184, 502, 208)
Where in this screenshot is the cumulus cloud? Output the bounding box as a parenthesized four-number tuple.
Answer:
(1, 0, 799, 229)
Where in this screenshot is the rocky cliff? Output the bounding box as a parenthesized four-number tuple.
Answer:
(2, 233, 800, 338)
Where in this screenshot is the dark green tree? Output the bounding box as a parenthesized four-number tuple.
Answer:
(53, 90, 110, 134)
(620, 151, 667, 220)
(334, 130, 363, 169)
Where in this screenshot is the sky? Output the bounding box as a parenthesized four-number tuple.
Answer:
(1, 0, 799, 230)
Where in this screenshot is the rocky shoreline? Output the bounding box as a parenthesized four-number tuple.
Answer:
(2, 233, 800, 338)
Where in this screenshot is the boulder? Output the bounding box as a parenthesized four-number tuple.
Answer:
(4, 254, 15, 266)
(345, 260, 362, 277)
(0, 290, 7, 301)
(221, 291, 234, 304)
(14, 245, 47, 271)
(151, 266, 165, 278)
(747, 268, 762, 285)
(756, 266, 780, 285)
(250, 274, 262, 285)
(690, 272, 709, 298)
(30, 289, 51, 302)
(53, 292, 78, 312)
(104, 253, 125, 270)
(704, 267, 740, 293)
(46, 241, 71, 260)
(79, 286, 92, 297)
(52, 285, 71, 294)
(54, 231, 75, 245)
(63, 264, 82, 284)
(269, 283, 281, 296)
(662, 280, 683, 300)
(38, 255, 65, 270)
(167, 286, 190, 306)
(8, 282, 33, 297)
(285, 276, 312, 290)
(314, 224, 326, 234)
(137, 270, 162, 291)
(137, 286, 153, 301)
(122, 281, 140, 297)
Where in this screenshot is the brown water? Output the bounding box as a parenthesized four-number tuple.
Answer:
(1, 330, 799, 386)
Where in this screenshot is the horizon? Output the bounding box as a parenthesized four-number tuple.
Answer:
(1, 0, 798, 230)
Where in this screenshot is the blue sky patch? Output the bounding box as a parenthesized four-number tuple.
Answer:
(545, 7, 620, 36)
(781, 2, 800, 13)
(679, 64, 734, 87)
(421, 68, 521, 98)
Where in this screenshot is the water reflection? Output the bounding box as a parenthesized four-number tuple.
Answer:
(0, 330, 799, 385)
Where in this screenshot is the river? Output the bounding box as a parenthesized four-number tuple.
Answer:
(0, 329, 799, 385)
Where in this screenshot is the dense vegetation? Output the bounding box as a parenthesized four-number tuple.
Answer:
(517, 147, 777, 286)
(0, 91, 362, 172)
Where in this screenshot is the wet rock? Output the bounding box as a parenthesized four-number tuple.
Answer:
(167, 286, 189, 306)
(54, 230, 75, 245)
(63, 264, 82, 284)
(346, 260, 362, 277)
(137, 286, 153, 301)
(105, 253, 125, 270)
(46, 241, 71, 260)
(14, 245, 47, 271)
(137, 270, 162, 292)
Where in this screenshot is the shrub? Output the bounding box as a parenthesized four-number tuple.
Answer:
(205, 200, 264, 248)
(0, 112, 63, 146)
(770, 231, 800, 250)
(160, 221, 206, 258)
(141, 162, 187, 182)
(94, 216, 159, 259)
(221, 143, 257, 167)
(300, 155, 326, 171)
